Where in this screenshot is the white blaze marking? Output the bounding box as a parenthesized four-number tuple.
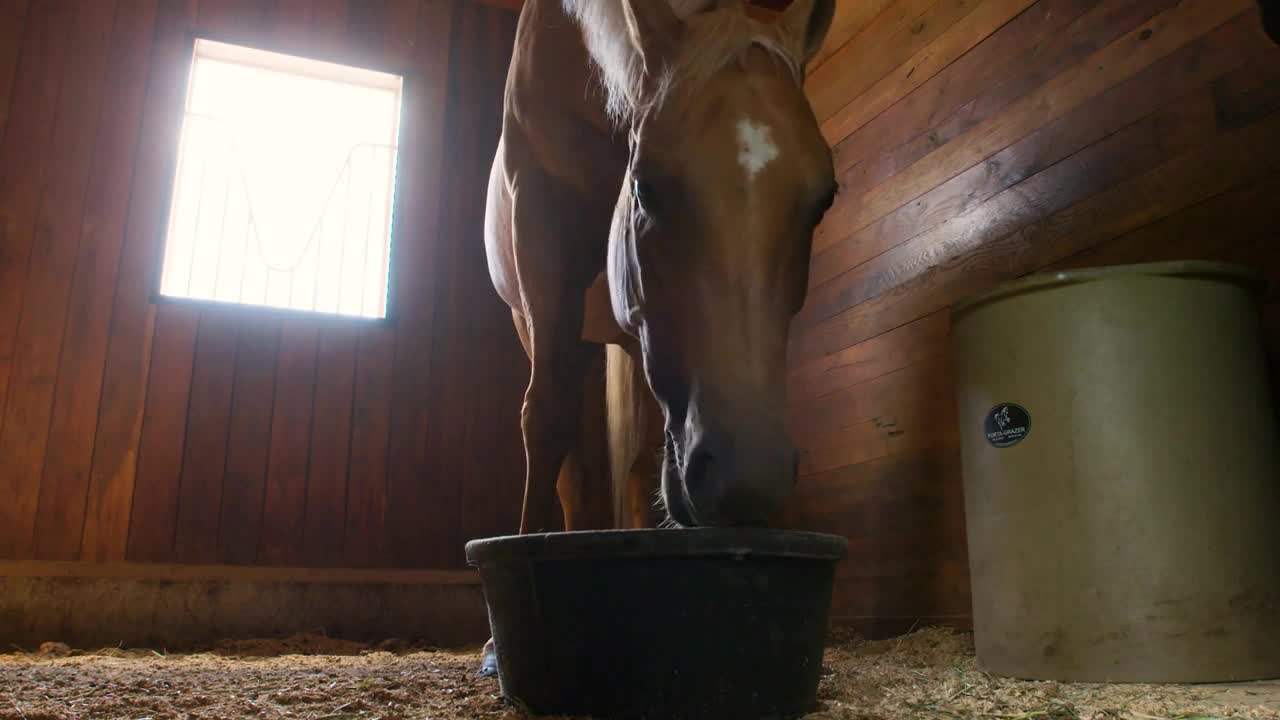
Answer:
(736, 118, 779, 181)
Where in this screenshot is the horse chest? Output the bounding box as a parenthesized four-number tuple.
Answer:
(581, 271, 626, 346)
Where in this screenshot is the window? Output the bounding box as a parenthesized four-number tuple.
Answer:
(158, 38, 404, 319)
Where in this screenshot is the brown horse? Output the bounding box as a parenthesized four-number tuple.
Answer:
(480, 0, 836, 673)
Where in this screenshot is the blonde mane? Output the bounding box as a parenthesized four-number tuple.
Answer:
(561, 0, 801, 123)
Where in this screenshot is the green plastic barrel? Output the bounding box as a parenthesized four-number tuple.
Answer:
(951, 261, 1280, 683)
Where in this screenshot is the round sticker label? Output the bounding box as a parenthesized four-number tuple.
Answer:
(984, 403, 1031, 448)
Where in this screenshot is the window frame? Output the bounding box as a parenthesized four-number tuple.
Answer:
(149, 31, 415, 327)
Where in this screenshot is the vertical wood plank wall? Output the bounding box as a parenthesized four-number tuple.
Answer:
(0, 0, 527, 570)
(784, 0, 1280, 635)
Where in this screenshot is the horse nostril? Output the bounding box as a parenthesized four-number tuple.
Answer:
(684, 445, 714, 494)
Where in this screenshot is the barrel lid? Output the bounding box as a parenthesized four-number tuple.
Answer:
(952, 261, 1268, 319)
(465, 528, 849, 567)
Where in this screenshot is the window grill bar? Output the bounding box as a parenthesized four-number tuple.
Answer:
(337, 153, 352, 315)
(237, 185, 251, 304)
(169, 142, 403, 317)
(361, 148, 376, 318)
(162, 47, 402, 319)
(311, 198, 324, 313)
(211, 163, 231, 300)
(182, 159, 209, 298)
(378, 146, 394, 318)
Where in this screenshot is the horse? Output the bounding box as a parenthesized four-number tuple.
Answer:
(480, 0, 837, 674)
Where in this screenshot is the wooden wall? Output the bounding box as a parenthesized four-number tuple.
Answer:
(783, 0, 1280, 635)
(0, 0, 528, 570)
(5, 0, 1279, 638)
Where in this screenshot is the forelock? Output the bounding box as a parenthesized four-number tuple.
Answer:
(564, 1, 802, 125)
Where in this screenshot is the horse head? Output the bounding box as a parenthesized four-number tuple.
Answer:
(607, 0, 836, 527)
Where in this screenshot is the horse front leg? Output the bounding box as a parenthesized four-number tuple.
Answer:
(478, 312, 591, 678)
(557, 344, 613, 531)
(516, 313, 595, 535)
(479, 163, 598, 673)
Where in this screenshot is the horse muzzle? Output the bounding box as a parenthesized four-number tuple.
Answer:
(676, 426, 797, 527)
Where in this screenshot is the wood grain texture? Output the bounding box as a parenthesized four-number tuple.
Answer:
(0, 0, 117, 559)
(171, 312, 239, 564)
(836, 0, 1072, 164)
(440, 1, 526, 567)
(791, 112, 1280, 607)
(0, 0, 27, 142)
(216, 317, 280, 565)
(807, 0, 900, 71)
(786, 0, 1280, 634)
(340, 0, 416, 569)
(0, 2, 71, 428)
(795, 92, 1280, 365)
(0, 558, 479, 583)
(815, 0, 1248, 255)
(423, 0, 487, 567)
(794, 358, 959, 478)
(125, 305, 198, 563)
(1045, 177, 1280, 274)
(788, 310, 950, 404)
(343, 327, 394, 567)
(791, 352, 954, 441)
(804, 10, 1266, 308)
(806, 0, 985, 124)
(0, 0, 533, 571)
(82, 0, 198, 563)
(274, 0, 314, 45)
(385, 0, 456, 567)
(302, 327, 357, 567)
(36, 0, 160, 562)
(258, 321, 319, 566)
(820, 0, 1039, 147)
(825, 0, 1156, 186)
(799, 13, 1273, 333)
(782, 447, 971, 624)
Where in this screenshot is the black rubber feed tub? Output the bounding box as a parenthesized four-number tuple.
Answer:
(465, 528, 848, 720)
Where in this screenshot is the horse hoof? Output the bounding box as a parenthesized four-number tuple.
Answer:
(478, 639, 498, 678)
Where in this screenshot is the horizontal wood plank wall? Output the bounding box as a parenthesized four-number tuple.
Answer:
(0, 0, 525, 570)
(786, 0, 1280, 636)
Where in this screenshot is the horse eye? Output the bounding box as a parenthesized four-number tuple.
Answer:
(633, 176, 655, 212)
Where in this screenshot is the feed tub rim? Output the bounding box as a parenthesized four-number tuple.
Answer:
(465, 527, 848, 567)
(952, 260, 1268, 320)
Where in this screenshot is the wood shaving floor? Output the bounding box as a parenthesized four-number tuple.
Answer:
(1, 627, 1277, 719)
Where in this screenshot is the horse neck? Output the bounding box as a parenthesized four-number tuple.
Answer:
(507, 0, 629, 196)
(507, 1, 716, 200)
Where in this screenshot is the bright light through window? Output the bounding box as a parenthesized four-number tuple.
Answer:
(159, 39, 404, 319)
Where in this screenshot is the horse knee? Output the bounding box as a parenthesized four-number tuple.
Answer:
(522, 385, 578, 440)
(520, 395, 557, 445)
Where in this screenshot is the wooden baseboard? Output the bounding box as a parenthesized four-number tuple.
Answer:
(0, 560, 481, 585)
(0, 562, 490, 651)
